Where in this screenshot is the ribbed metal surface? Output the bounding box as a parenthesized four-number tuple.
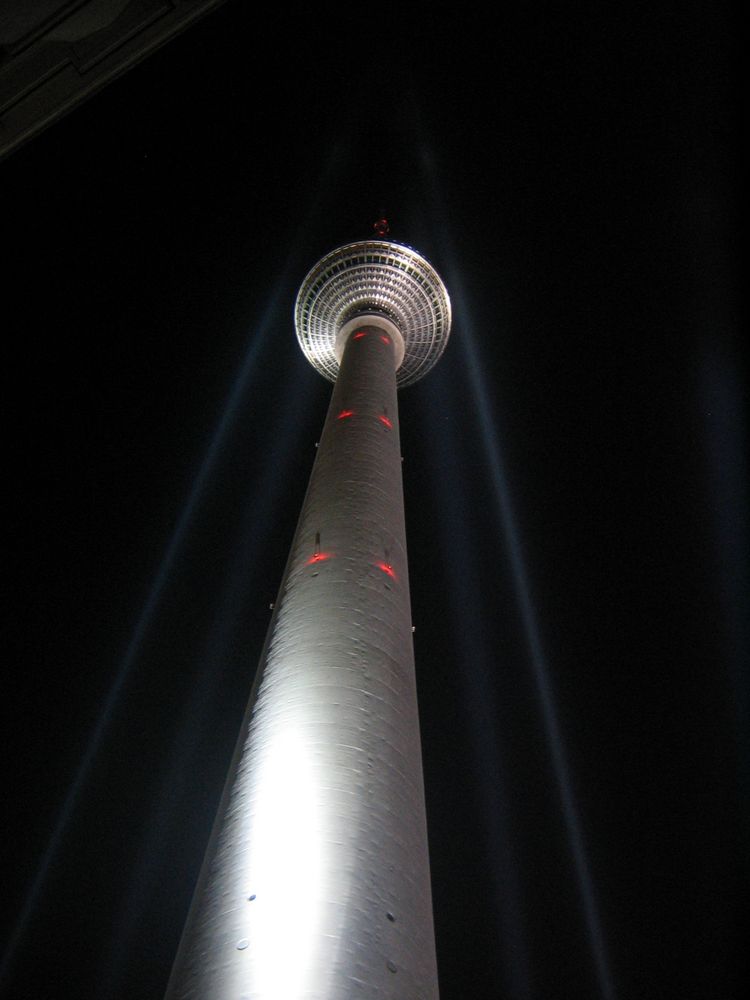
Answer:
(295, 240, 451, 388)
(165, 324, 439, 999)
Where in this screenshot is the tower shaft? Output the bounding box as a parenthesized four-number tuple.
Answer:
(165, 323, 439, 998)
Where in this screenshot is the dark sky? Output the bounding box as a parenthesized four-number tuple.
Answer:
(2, 3, 745, 999)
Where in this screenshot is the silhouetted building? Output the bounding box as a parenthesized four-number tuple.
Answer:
(0, 0, 227, 160)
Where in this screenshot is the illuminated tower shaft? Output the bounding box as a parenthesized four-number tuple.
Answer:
(166, 241, 450, 1000)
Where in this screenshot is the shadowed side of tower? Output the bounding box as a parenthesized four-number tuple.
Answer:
(165, 241, 450, 999)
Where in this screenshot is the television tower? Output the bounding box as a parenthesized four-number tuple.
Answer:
(165, 234, 451, 999)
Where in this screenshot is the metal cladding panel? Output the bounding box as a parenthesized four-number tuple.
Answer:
(165, 325, 439, 999)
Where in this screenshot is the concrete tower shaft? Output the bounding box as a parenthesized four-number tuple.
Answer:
(165, 322, 439, 999)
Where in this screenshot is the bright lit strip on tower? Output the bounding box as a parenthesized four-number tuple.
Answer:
(238, 729, 325, 999)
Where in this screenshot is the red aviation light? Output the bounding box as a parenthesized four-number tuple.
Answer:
(376, 561, 397, 581)
(378, 414, 393, 429)
(337, 409, 354, 420)
(306, 552, 332, 565)
(380, 334, 391, 345)
(353, 331, 367, 340)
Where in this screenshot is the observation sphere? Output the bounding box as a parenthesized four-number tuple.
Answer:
(295, 240, 452, 388)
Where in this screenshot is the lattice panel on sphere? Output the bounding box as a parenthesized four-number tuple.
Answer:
(295, 241, 452, 387)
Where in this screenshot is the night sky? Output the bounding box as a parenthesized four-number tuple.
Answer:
(2, 3, 745, 999)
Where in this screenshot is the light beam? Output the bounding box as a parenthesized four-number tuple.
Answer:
(420, 140, 617, 1000)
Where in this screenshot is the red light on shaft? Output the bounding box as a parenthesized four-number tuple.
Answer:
(337, 409, 354, 420)
(306, 552, 332, 565)
(375, 561, 397, 580)
(380, 334, 391, 344)
(378, 415, 393, 429)
(353, 331, 367, 340)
